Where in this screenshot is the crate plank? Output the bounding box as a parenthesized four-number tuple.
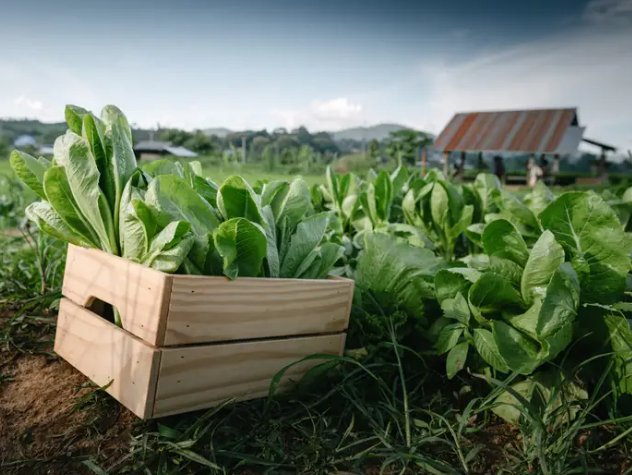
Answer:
(63, 244, 353, 347)
(62, 244, 172, 345)
(54, 299, 161, 419)
(152, 333, 346, 417)
(164, 275, 354, 345)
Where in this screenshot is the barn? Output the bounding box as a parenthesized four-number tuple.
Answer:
(133, 141, 198, 161)
(429, 108, 616, 183)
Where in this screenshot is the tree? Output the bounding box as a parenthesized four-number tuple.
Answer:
(184, 133, 217, 155)
(159, 128, 192, 146)
(311, 135, 339, 155)
(368, 139, 380, 161)
(297, 145, 314, 172)
(384, 130, 432, 166)
(0, 138, 9, 159)
(296, 126, 311, 144)
(226, 132, 247, 148)
(276, 134, 300, 152)
(262, 144, 277, 171)
(250, 136, 270, 158)
(272, 127, 288, 137)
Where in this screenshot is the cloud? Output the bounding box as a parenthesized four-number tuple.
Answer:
(583, 0, 632, 25)
(14, 95, 44, 111)
(0, 62, 101, 122)
(419, 28, 632, 150)
(271, 97, 363, 130)
(311, 98, 362, 121)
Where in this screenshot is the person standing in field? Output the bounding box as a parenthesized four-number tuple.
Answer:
(552, 154, 560, 185)
(539, 154, 550, 184)
(527, 155, 543, 187)
(452, 152, 466, 182)
(493, 155, 506, 184)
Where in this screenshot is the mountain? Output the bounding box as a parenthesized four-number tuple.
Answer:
(331, 123, 411, 142)
(0, 119, 67, 145)
(202, 127, 233, 138)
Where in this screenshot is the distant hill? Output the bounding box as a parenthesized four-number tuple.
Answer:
(331, 123, 411, 142)
(202, 127, 233, 138)
(0, 119, 67, 145)
(1, 119, 415, 145)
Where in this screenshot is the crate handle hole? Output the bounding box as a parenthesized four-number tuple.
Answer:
(86, 298, 120, 325)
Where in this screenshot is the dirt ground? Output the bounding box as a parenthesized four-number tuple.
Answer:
(0, 305, 136, 475)
(0, 354, 136, 475)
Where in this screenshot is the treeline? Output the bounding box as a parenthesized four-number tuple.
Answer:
(1, 118, 432, 170)
(139, 127, 433, 169)
(147, 126, 340, 161)
(0, 119, 68, 157)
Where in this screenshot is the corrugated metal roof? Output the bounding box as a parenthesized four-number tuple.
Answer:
(134, 141, 198, 157)
(164, 146, 198, 158)
(134, 140, 172, 151)
(432, 108, 581, 153)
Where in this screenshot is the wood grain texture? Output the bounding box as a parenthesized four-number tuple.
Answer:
(54, 299, 161, 419)
(62, 245, 353, 348)
(164, 275, 354, 345)
(152, 333, 345, 417)
(62, 244, 172, 345)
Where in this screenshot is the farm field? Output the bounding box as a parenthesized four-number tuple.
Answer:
(0, 159, 12, 176)
(0, 157, 324, 186)
(198, 165, 324, 187)
(1, 111, 632, 475)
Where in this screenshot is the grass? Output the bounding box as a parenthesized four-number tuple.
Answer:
(1, 156, 326, 187)
(199, 163, 325, 187)
(1, 235, 629, 475)
(4, 305, 627, 475)
(1, 158, 632, 474)
(0, 158, 11, 174)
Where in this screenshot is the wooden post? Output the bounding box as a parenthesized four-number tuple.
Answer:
(421, 149, 427, 176)
(443, 151, 449, 178)
(552, 154, 560, 185)
(599, 150, 608, 183)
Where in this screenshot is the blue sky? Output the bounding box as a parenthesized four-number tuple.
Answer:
(0, 0, 631, 150)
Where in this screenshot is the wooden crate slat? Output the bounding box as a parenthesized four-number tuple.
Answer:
(62, 245, 172, 346)
(63, 245, 353, 347)
(54, 299, 161, 419)
(55, 299, 347, 419)
(152, 333, 346, 417)
(165, 276, 354, 345)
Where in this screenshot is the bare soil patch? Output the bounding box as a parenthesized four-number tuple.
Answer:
(0, 354, 135, 475)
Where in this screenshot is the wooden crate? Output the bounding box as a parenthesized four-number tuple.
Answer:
(55, 245, 353, 418)
(55, 299, 346, 418)
(62, 244, 354, 346)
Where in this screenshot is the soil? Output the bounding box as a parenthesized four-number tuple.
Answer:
(466, 421, 518, 474)
(0, 316, 136, 475)
(0, 229, 24, 238)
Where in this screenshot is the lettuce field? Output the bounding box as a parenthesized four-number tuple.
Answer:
(1, 106, 632, 475)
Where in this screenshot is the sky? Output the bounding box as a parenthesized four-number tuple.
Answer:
(0, 0, 631, 151)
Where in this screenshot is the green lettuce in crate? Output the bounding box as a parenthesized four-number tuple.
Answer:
(12, 105, 137, 255)
(11, 105, 195, 271)
(11, 105, 344, 285)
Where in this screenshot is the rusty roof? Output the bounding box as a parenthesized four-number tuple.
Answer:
(432, 108, 581, 153)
